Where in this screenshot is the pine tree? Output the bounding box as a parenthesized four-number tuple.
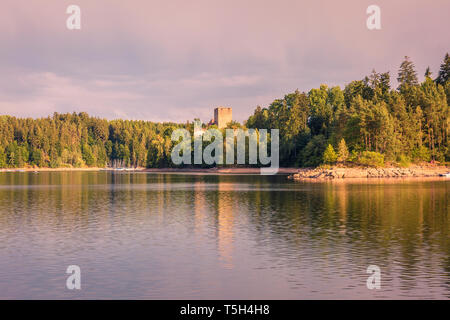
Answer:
(323, 144, 338, 164)
(379, 72, 391, 94)
(369, 69, 380, 88)
(397, 56, 418, 90)
(424, 66, 432, 79)
(337, 138, 349, 162)
(436, 53, 450, 85)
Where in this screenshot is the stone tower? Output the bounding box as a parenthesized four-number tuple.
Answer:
(213, 107, 232, 129)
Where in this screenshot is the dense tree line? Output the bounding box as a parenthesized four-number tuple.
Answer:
(246, 54, 450, 167)
(0, 112, 184, 168)
(0, 54, 449, 169)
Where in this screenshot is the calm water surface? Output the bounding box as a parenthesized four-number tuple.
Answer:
(0, 172, 448, 299)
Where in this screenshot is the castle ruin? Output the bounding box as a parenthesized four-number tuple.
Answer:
(213, 107, 232, 129)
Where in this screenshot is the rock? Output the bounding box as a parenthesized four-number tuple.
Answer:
(288, 165, 449, 181)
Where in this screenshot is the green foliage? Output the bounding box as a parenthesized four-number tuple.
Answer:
(246, 90, 310, 166)
(397, 56, 419, 90)
(436, 53, 450, 85)
(348, 150, 359, 162)
(0, 148, 6, 168)
(446, 145, 450, 162)
(147, 136, 165, 168)
(358, 151, 385, 167)
(323, 144, 338, 164)
(337, 138, 349, 162)
(244, 54, 449, 168)
(301, 135, 326, 167)
(445, 82, 450, 106)
(0, 56, 449, 170)
(308, 85, 333, 136)
(397, 154, 411, 168)
(412, 146, 431, 162)
(30, 149, 44, 167)
(0, 113, 183, 168)
(425, 67, 432, 79)
(82, 143, 95, 166)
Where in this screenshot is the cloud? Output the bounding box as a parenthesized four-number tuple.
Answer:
(0, 70, 269, 122)
(1, 0, 449, 122)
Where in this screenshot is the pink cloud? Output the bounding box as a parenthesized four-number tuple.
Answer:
(1, 0, 449, 122)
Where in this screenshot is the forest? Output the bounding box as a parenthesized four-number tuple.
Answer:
(0, 54, 449, 169)
(246, 54, 449, 167)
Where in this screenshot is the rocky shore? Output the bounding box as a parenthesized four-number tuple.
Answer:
(288, 165, 450, 180)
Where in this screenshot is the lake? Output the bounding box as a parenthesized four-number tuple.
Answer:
(0, 172, 448, 299)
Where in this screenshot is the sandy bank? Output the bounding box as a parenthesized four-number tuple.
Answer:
(0, 167, 298, 175)
(144, 167, 299, 175)
(0, 167, 104, 172)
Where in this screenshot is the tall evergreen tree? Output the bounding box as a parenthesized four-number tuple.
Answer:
(397, 56, 419, 90)
(323, 144, 338, 164)
(425, 66, 432, 79)
(379, 72, 391, 94)
(337, 138, 349, 162)
(436, 53, 450, 85)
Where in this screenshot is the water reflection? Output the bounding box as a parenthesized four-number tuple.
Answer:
(0, 172, 448, 299)
(216, 180, 235, 269)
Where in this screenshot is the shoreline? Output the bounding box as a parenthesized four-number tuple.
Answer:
(0, 167, 105, 172)
(0, 167, 299, 175)
(143, 167, 299, 175)
(1, 166, 448, 180)
(288, 165, 450, 181)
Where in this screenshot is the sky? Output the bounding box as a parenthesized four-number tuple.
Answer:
(1, 0, 449, 123)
